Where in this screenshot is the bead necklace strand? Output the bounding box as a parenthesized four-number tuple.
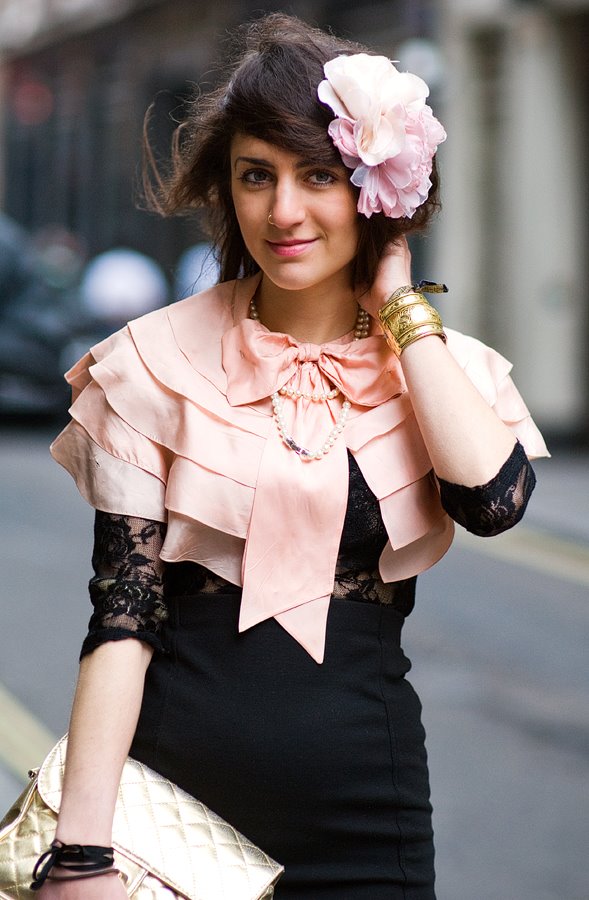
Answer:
(249, 299, 369, 460)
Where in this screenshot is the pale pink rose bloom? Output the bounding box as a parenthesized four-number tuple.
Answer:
(318, 53, 446, 218)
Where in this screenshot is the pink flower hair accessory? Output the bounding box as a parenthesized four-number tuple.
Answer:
(317, 53, 447, 219)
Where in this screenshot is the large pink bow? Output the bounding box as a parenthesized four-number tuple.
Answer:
(223, 318, 402, 408)
(221, 317, 403, 662)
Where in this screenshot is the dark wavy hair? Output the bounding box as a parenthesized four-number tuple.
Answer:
(143, 13, 441, 287)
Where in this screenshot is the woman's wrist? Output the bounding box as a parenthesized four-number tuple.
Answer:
(30, 841, 117, 892)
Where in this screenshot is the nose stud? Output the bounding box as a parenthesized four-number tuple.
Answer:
(268, 213, 276, 226)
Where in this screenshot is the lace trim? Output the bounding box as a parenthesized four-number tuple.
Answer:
(332, 567, 416, 615)
(164, 561, 416, 612)
(438, 440, 536, 536)
(80, 513, 168, 659)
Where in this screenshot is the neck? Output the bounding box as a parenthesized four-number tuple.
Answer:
(255, 273, 359, 344)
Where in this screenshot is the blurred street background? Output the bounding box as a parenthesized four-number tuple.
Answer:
(0, 1, 588, 898)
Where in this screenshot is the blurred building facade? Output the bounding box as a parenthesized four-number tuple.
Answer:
(0, 0, 586, 440)
(437, 0, 589, 441)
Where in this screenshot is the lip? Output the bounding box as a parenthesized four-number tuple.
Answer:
(266, 238, 317, 258)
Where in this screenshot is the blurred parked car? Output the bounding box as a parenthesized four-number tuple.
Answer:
(0, 220, 170, 419)
(0, 213, 77, 418)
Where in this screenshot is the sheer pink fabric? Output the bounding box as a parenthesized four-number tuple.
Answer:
(51, 276, 549, 662)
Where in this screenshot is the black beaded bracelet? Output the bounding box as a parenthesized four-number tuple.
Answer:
(30, 841, 117, 891)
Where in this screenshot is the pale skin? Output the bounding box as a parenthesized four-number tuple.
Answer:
(39, 135, 515, 897)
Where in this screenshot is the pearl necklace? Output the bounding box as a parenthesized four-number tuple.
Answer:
(249, 299, 369, 460)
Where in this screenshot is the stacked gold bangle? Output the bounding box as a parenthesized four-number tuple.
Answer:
(378, 281, 448, 357)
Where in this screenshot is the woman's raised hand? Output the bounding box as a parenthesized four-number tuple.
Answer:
(36, 872, 129, 899)
(358, 237, 413, 319)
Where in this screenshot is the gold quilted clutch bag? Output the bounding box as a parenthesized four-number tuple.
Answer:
(0, 735, 283, 899)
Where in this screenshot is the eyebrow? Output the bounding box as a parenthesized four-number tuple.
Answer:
(233, 155, 320, 170)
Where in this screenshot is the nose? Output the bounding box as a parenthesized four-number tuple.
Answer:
(269, 179, 305, 229)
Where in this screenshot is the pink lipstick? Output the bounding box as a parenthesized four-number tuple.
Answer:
(266, 238, 317, 257)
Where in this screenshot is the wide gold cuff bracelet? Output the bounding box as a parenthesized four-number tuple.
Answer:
(378, 291, 446, 356)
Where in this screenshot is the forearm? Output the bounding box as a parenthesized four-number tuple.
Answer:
(55, 639, 153, 845)
(364, 240, 521, 486)
(401, 335, 516, 486)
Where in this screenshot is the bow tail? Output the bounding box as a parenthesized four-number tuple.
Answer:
(239, 427, 348, 663)
(274, 595, 331, 664)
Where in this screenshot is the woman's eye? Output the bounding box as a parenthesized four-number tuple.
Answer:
(240, 169, 271, 185)
(308, 171, 336, 185)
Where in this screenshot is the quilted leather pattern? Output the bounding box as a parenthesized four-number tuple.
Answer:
(0, 779, 58, 900)
(0, 735, 283, 899)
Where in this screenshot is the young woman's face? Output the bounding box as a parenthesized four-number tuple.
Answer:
(230, 135, 360, 295)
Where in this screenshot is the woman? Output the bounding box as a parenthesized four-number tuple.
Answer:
(38, 13, 548, 899)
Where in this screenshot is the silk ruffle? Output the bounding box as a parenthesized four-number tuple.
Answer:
(51, 277, 549, 662)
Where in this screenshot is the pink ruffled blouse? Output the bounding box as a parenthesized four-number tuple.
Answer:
(51, 276, 549, 663)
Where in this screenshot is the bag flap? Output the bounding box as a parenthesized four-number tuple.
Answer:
(38, 736, 283, 900)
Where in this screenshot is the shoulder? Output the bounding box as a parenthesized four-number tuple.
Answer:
(68, 278, 246, 393)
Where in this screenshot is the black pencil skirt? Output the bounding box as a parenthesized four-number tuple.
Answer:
(131, 593, 435, 899)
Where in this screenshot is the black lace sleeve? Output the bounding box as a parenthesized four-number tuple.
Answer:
(80, 511, 168, 660)
(438, 440, 536, 537)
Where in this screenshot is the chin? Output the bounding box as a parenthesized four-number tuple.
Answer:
(263, 261, 346, 294)
(261, 268, 318, 293)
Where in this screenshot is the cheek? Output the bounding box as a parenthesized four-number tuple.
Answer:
(230, 187, 244, 225)
(231, 201, 254, 247)
(230, 180, 250, 222)
(231, 199, 265, 265)
(232, 189, 263, 237)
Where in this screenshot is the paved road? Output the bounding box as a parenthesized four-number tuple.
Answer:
(1, 427, 588, 900)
